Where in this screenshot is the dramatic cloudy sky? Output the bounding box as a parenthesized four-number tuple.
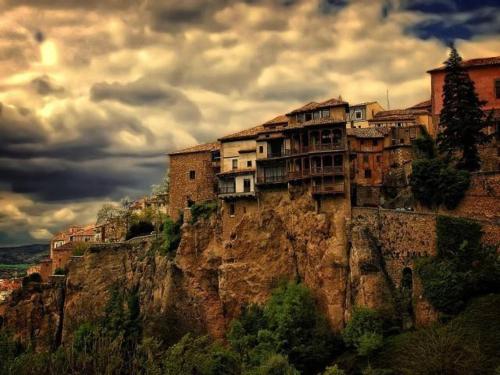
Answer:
(0, 0, 498, 246)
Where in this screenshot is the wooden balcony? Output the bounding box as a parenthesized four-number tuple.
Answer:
(288, 170, 310, 180)
(310, 166, 344, 176)
(285, 142, 345, 155)
(256, 174, 287, 185)
(312, 182, 345, 195)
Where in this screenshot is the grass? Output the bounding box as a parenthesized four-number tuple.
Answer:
(0, 264, 32, 271)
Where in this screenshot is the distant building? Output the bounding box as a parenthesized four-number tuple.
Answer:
(347, 102, 384, 128)
(368, 100, 433, 136)
(168, 142, 221, 220)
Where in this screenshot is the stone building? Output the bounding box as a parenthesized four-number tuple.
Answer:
(428, 56, 500, 171)
(347, 101, 384, 128)
(368, 100, 433, 136)
(168, 142, 221, 220)
(217, 126, 264, 238)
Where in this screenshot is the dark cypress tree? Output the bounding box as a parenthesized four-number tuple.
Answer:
(437, 45, 491, 171)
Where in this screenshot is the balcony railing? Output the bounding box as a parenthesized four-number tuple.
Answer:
(309, 142, 345, 152)
(266, 151, 284, 158)
(218, 186, 236, 194)
(310, 166, 344, 176)
(285, 142, 345, 155)
(256, 174, 287, 184)
(312, 183, 345, 195)
(288, 170, 310, 180)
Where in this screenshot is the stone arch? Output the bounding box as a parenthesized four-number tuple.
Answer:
(401, 267, 414, 329)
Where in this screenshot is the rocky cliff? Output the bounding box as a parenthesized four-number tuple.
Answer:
(3, 186, 485, 350)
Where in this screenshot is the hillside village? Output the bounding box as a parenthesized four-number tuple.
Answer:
(0, 47, 499, 374)
(0, 54, 494, 292)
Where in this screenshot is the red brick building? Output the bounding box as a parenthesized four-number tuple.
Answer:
(428, 56, 500, 171)
(168, 142, 221, 220)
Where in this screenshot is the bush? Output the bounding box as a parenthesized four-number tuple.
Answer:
(436, 215, 482, 260)
(54, 267, 66, 276)
(161, 215, 183, 255)
(410, 158, 470, 209)
(417, 217, 499, 314)
(342, 307, 384, 352)
(126, 220, 154, 240)
(250, 354, 300, 375)
(190, 200, 218, 224)
(229, 281, 338, 375)
(72, 242, 89, 256)
(22, 272, 42, 286)
(323, 364, 346, 375)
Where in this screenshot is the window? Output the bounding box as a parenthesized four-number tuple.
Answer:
(232, 159, 238, 170)
(229, 203, 235, 216)
(305, 112, 312, 121)
(298, 113, 305, 122)
(259, 146, 264, 153)
(243, 178, 251, 192)
(360, 140, 365, 146)
(496, 79, 500, 99)
(364, 169, 372, 178)
(355, 110, 363, 120)
(313, 111, 320, 120)
(376, 154, 382, 163)
(321, 109, 330, 118)
(400, 138, 404, 144)
(247, 160, 252, 167)
(373, 140, 378, 146)
(363, 154, 369, 163)
(397, 122, 402, 127)
(189, 170, 196, 180)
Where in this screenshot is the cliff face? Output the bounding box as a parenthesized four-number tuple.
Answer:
(1, 189, 442, 348)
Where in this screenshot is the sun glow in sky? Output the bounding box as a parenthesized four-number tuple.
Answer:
(0, 0, 498, 246)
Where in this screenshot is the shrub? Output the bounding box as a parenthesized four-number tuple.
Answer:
(410, 158, 470, 209)
(161, 215, 183, 255)
(229, 281, 338, 375)
(54, 267, 66, 276)
(323, 364, 346, 375)
(417, 217, 499, 314)
(126, 220, 154, 240)
(22, 272, 42, 286)
(190, 200, 218, 224)
(342, 307, 383, 351)
(436, 215, 482, 260)
(72, 242, 89, 256)
(251, 353, 300, 375)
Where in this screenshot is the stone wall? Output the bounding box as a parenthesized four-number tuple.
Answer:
(169, 151, 218, 220)
(350, 207, 438, 326)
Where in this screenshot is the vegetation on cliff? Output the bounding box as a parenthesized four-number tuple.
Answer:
(410, 129, 470, 209)
(417, 216, 499, 315)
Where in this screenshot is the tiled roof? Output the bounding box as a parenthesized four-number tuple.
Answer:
(427, 56, 500, 73)
(286, 116, 346, 130)
(218, 125, 265, 141)
(408, 99, 431, 110)
(169, 141, 220, 155)
(263, 114, 288, 126)
(369, 108, 429, 122)
(53, 242, 76, 252)
(347, 128, 386, 138)
(350, 101, 379, 107)
(287, 97, 348, 115)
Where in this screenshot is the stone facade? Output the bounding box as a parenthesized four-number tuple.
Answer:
(168, 142, 220, 220)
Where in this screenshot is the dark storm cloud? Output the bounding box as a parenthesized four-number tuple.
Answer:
(251, 83, 331, 102)
(0, 157, 162, 201)
(391, 0, 500, 42)
(2, 0, 142, 10)
(31, 75, 65, 96)
(1, 103, 156, 160)
(90, 78, 202, 123)
(0, 103, 47, 145)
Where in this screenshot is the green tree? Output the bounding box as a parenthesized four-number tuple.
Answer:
(437, 45, 491, 171)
